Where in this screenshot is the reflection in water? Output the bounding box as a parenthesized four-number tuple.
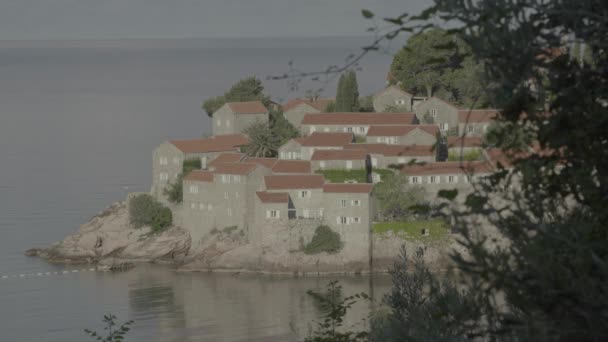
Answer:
(121, 266, 392, 341)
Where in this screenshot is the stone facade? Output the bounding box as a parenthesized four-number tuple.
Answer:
(212, 101, 269, 136)
(366, 125, 438, 146)
(414, 97, 460, 135)
(373, 85, 414, 112)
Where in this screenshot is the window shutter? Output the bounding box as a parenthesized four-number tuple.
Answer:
(336, 217, 341, 224)
(266, 210, 270, 219)
(276, 210, 280, 218)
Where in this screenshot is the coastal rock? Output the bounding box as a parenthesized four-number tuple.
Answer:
(28, 201, 191, 264)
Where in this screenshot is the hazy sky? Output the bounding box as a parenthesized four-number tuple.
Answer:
(0, 0, 433, 40)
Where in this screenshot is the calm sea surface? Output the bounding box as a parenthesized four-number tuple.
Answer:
(0, 37, 396, 341)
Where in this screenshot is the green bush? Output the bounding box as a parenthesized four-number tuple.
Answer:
(182, 158, 202, 173)
(304, 225, 343, 255)
(316, 168, 393, 183)
(129, 194, 172, 233)
(223, 225, 238, 234)
(163, 175, 183, 204)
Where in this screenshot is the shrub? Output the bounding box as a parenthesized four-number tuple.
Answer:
(163, 175, 183, 204)
(447, 149, 482, 161)
(223, 225, 238, 234)
(303, 225, 343, 255)
(129, 194, 172, 233)
(182, 158, 202, 174)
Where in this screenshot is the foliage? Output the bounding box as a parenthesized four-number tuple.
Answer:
(270, 106, 300, 146)
(129, 194, 172, 233)
(374, 173, 426, 221)
(435, 135, 448, 162)
(303, 225, 343, 255)
(357, 0, 608, 340)
(324, 101, 336, 112)
(335, 71, 360, 112)
(182, 158, 202, 174)
(484, 121, 534, 151)
(358, 95, 374, 112)
(202, 76, 270, 117)
(302, 281, 369, 342)
(242, 120, 281, 157)
(354, 135, 366, 143)
(373, 219, 448, 242)
(369, 248, 483, 342)
(447, 149, 482, 162)
(390, 28, 492, 107)
(163, 175, 183, 204)
(85, 314, 134, 342)
(421, 110, 434, 124)
(222, 225, 238, 234)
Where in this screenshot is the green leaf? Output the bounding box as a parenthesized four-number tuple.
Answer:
(361, 9, 374, 19)
(438, 189, 459, 201)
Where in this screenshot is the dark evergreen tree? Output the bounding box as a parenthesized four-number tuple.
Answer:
(435, 135, 448, 162)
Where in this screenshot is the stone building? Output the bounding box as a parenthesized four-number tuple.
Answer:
(282, 98, 333, 129)
(278, 132, 354, 160)
(366, 125, 439, 145)
(457, 109, 498, 136)
(343, 143, 436, 169)
(310, 149, 371, 173)
(212, 101, 269, 136)
(447, 136, 484, 156)
(151, 134, 249, 200)
(300, 112, 418, 136)
(372, 85, 416, 112)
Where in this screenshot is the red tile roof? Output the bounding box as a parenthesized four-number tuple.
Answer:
(227, 101, 268, 114)
(256, 191, 290, 203)
(212, 162, 258, 175)
(311, 149, 368, 161)
(265, 175, 325, 190)
(323, 183, 374, 194)
(243, 157, 278, 169)
(184, 170, 214, 182)
(208, 153, 245, 168)
(458, 109, 498, 123)
(300, 132, 354, 147)
(401, 161, 493, 175)
(367, 125, 439, 137)
(344, 143, 435, 157)
(271, 160, 312, 174)
(169, 134, 249, 154)
(447, 136, 484, 148)
(301, 113, 417, 125)
(282, 98, 333, 112)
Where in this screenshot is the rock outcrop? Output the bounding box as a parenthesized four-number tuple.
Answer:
(26, 202, 191, 264)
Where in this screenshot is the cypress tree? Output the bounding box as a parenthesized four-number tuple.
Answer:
(347, 71, 360, 111)
(335, 74, 347, 112)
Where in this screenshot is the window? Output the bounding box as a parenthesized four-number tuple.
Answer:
(346, 127, 353, 133)
(358, 127, 365, 133)
(233, 175, 241, 183)
(395, 99, 406, 105)
(338, 216, 348, 225)
(280, 151, 286, 159)
(324, 127, 330, 132)
(467, 125, 474, 133)
(439, 123, 449, 131)
(378, 137, 385, 143)
(221, 174, 229, 183)
(224, 192, 228, 199)
(352, 200, 361, 206)
(189, 185, 199, 194)
(389, 137, 397, 144)
(302, 209, 310, 218)
(267, 210, 279, 219)
(353, 217, 361, 224)
(409, 176, 420, 184)
(346, 160, 353, 169)
(159, 172, 169, 181)
(447, 175, 458, 183)
(464, 175, 474, 183)
(340, 199, 348, 208)
(319, 161, 326, 169)
(430, 109, 438, 117)
(429, 176, 440, 184)
(300, 190, 309, 198)
(159, 156, 168, 165)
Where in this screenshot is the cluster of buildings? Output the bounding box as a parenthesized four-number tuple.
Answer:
(148, 84, 505, 252)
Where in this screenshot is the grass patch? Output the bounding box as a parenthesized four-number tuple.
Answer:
(373, 219, 449, 242)
(448, 149, 482, 161)
(316, 168, 393, 183)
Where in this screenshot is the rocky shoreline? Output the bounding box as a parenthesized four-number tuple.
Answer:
(26, 201, 457, 275)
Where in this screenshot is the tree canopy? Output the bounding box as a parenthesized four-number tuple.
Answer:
(334, 70, 360, 112)
(202, 76, 271, 117)
(390, 28, 492, 108)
